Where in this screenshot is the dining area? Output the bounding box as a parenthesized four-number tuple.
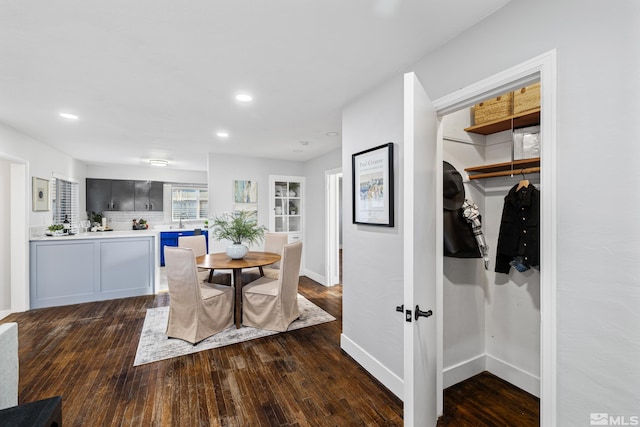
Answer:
(162, 230, 304, 345)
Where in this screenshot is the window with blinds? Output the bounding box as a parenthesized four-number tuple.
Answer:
(171, 187, 208, 221)
(52, 177, 79, 233)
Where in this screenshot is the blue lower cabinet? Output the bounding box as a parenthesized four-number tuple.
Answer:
(159, 230, 208, 266)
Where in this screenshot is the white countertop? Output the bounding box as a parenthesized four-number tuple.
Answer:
(30, 229, 159, 241)
(30, 227, 206, 241)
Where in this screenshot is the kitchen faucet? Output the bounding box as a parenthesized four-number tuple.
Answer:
(179, 213, 186, 229)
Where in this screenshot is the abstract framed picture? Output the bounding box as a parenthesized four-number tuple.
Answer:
(32, 176, 50, 211)
(234, 180, 258, 213)
(234, 180, 258, 204)
(352, 142, 394, 226)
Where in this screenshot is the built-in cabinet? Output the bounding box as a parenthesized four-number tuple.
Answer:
(269, 175, 304, 243)
(86, 178, 163, 212)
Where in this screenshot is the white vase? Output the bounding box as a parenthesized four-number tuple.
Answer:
(226, 243, 248, 259)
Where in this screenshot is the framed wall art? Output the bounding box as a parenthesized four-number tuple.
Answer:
(32, 176, 50, 211)
(234, 179, 258, 213)
(352, 142, 394, 226)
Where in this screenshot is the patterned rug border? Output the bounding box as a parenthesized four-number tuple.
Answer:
(134, 294, 335, 366)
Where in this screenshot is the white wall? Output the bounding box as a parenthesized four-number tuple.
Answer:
(206, 153, 304, 254)
(341, 75, 405, 394)
(302, 149, 341, 283)
(0, 123, 87, 229)
(85, 163, 207, 184)
(342, 0, 640, 423)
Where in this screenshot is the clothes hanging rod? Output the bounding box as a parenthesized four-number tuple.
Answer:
(443, 136, 475, 145)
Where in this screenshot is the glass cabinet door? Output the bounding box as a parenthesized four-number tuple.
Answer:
(270, 176, 304, 239)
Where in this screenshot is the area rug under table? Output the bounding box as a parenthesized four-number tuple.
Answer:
(134, 294, 335, 366)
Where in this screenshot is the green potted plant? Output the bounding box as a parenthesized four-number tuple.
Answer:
(210, 210, 267, 259)
(89, 211, 103, 227)
(132, 218, 148, 230)
(47, 224, 64, 235)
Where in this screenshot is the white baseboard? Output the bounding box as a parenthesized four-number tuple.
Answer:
(0, 310, 11, 320)
(302, 269, 327, 286)
(485, 354, 540, 398)
(443, 353, 540, 398)
(340, 333, 404, 399)
(443, 354, 486, 389)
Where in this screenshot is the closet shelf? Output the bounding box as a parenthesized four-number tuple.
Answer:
(465, 158, 540, 180)
(464, 108, 540, 135)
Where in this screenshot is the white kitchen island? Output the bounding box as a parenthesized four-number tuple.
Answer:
(29, 230, 158, 309)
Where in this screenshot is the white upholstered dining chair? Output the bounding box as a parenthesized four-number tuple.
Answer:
(178, 235, 231, 285)
(242, 232, 289, 283)
(241, 241, 303, 332)
(164, 247, 234, 344)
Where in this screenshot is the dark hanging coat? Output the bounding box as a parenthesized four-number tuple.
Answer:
(495, 183, 540, 273)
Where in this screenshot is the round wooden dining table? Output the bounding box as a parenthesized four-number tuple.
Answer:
(196, 251, 281, 328)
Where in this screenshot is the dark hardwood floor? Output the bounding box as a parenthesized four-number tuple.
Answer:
(438, 371, 539, 426)
(4, 277, 403, 426)
(3, 275, 539, 426)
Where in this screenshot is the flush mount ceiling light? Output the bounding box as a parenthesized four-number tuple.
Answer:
(148, 159, 168, 167)
(235, 93, 253, 102)
(59, 112, 79, 120)
(216, 131, 229, 138)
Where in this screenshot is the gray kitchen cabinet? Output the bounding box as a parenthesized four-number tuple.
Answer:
(86, 178, 135, 211)
(86, 178, 111, 212)
(134, 181, 164, 211)
(111, 180, 135, 210)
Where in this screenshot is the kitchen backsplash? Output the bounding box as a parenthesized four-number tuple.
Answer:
(102, 211, 166, 231)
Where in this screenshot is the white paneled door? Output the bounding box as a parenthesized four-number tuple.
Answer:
(403, 72, 439, 426)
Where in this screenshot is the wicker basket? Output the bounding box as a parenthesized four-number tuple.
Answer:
(473, 92, 513, 125)
(513, 83, 540, 115)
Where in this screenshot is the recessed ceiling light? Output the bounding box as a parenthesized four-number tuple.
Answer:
(148, 159, 168, 167)
(59, 112, 79, 120)
(216, 131, 229, 138)
(235, 93, 253, 102)
(326, 131, 340, 136)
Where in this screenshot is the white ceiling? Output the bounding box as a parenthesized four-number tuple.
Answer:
(0, 0, 509, 171)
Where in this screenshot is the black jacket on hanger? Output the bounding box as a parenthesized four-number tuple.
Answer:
(495, 183, 540, 273)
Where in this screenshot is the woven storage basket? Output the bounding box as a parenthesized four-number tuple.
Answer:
(513, 83, 540, 115)
(473, 92, 513, 125)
